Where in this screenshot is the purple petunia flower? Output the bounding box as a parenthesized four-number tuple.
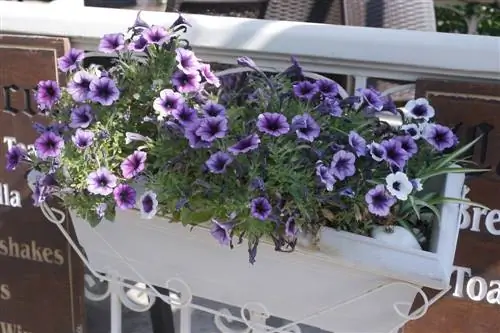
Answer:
(172, 104, 198, 126)
(237, 56, 259, 71)
(175, 48, 200, 74)
(422, 123, 457, 151)
(121, 151, 147, 179)
(405, 98, 435, 121)
(184, 120, 212, 149)
(257, 112, 290, 137)
(365, 185, 396, 217)
(291, 113, 320, 142)
(72, 129, 94, 149)
(293, 81, 318, 101)
(200, 63, 220, 87)
(142, 25, 170, 45)
(171, 70, 201, 93)
(34, 131, 64, 159)
(340, 187, 355, 198)
(113, 184, 137, 210)
(381, 139, 409, 169)
(58, 48, 85, 72)
(128, 35, 149, 52)
(397, 135, 418, 157)
(67, 70, 96, 102)
(367, 142, 387, 162)
(205, 151, 233, 174)
(69, 104, 93, 128)
(195, 116, 228, 142)
(35, 80, 61, 111)
(318, 97, 342, 117)
(228, 134, 260, 155)
(153, 89, 185, 120)
(348, 131, 367, 157)
(96, 203, 107, 219)
(315, 79, 339, 98)
(330, 150, 356, 181)
(401, 123, 421, 140)
(202, 102, 225, 117)
(5, 145, 26, 171)
(98, 33, 125, 53)
(316, 162, 336, 191)
(210, 220, 233, 246)
(88, 77, 120, 105)
(139, 190, 158, 219)
(250, 197, 272, 221)
(87, 167, 117, 195)
(357, 88, 384, 112)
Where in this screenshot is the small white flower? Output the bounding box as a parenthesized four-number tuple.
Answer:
(385, 172, 413, 201)
(138, 190, 158, 219)
(404, 98, 435, 121)
(411, 178, 423, 192)
(401, 123, 421, 140)
(125, 132, 150, 145)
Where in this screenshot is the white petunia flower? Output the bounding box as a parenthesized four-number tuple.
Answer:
(411, 178, 423, 192)
(404, 98, 435, 121)
(138, 190, 159, 219)
(385, 172, 413, 201)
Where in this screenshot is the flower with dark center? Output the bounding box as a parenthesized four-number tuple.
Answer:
(292, 81, 318, 101)
(256, 112, 290, 137)
(318, 97, 343, 117)
(315, 79, 339, 98)
(175, 48, 200, 74)
(98, 33, 125, 53)
(200, 64, 220, 87)
(348, 131, 367, 157)
(381, 139, 409, 169)
(142, 25, 170, 45)
(205, 151, 233, 174)
(210, 220, 233, 246)
(228, 134, 260, 155)
(121, 151, 147, 179)
(405, 98, 435, 121)
(172, 104, 198, 126)
(401, 123, 421, 140)
(139, 190, 158, 219)
(202, 102, 225, 117)
(87, 167, 117, 195)
(34, 131, 64, 159)
(88, 77, 120, 106)
(69, 104, 93, 128)
(128, 35, 149, 52)
(184, 120, 212, 149)
(357, 87, 384, 112)
(250, 197, 272, 221)
(422, 123, 457, 151)
(35, 80, 61, 110)
(365, 185, 396, 217)
(367, 142, 387, 162)
(316, 162, 336, 191)
(67, 70, 96, 102)
(396, 135, 418, 157)
(72, 129, 94, 149)
(291, 113, 320, 142)
(330, 150, 356, 181)
(113, 184, 137, 210)
(5, 145, 26, 171)
(195, 116, 228, 142)
(171, 70, 201, 93)
(385, 171, 413, 201)
(57, 48, 84, 72)
(153, 89, 184, 120)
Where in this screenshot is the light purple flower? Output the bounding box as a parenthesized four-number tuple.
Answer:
(125, 132, 151, 144)
(285, 217, 298, 238)
(316, 162, 336, 191)
(128, 35, 149, 52)
(315, 79, 339, 98)
(35, 80, 61, 110)
(357, 88, 384, 111)
(184, 120, 212, 149)
(139, 190, 158, 219)
(237, 56, 258, 71)
(175, 48, 200, 74)
(171, 70, 201, 93)
(330, 150, 356, 181)
(87, 167, 117, 195)
(34, 131, 64, 159)
(72, 129, 94, 149)
(365, 185, 396, 217)
(367, 142, 387, 162)
(318, 97, 342, 117)
(200, 63, 220, 87)
(57, 48, 84, 72)
(195, 116, 228, 142)
(206, 151, 233, 174)
(401, 123, 421, 140)
(291, 113, 320, 142)
(96, 203, 107, 219)
(121, 151, 147, 179)
(203, 102, 225, 117)
(88, 77, 120, 106)
(381, 139, 409, 169)
(113, 184, 137, 209)
(69, 104, 93, 128)
(422, 124, 457, 151)
(98, 33, 125, 53)
(348, 131, 367, 157)
(210, 220, 233, 246)
(293, 81, 318, 101)
(397, 135, 418, 157)
(405, 98, 435, 121)
(142, 25, 170, 45)
(172, 104, 198, 126)
(67, 70, 96, 102)
(257, 112, 290, 137)
(5, 145, 26, 171)
(153, 89, 184, 119)
(228, 134, 260, 155)
(250, 197, 272, 221)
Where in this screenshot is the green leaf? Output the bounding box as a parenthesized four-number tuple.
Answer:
(409, 196, 421, 220)
(429, 197, 490, 210)
(419, 167, 490, 181)
(180, 209, 214, 225)
(434, 135, 484, 170)
(321, 208, 336, 222)
(412, 197, 441, 220)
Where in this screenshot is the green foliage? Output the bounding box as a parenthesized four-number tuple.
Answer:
(436, 3, 500, 36)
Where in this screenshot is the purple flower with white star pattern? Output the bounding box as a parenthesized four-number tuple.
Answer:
(195, 116, 228, 142)
(98, 33, 125, 53)
(228, 134, 260, 155)
(67, 70, 96, 102)
(88, 77, 120, 105)
(69, 104, 93, 128)
(348, 131, 367, 157)
(291, 113, 320, 142)
(58, 48, 84, 72)
(113, 184, 137, 209)
(365, 185, 396, 217)
(171, 70, 201, 93)
(175, 48, 200, 74)
(34, 131, 64, 159)
(142, 26, 170, 45)
(121, 151, 147, 179)
(330, 150, 356, 181)
(206, 152, 233, 174)
(87, 168, 117, 195)
(35, 80, 61, 110)
(250, 197, 272, 221)
(72, 129, 94, 149)
(257, 113, 290, 137)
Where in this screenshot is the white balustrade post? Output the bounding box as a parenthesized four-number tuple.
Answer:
(179, 306, 192, 333)
(109, 278, 123, 333)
